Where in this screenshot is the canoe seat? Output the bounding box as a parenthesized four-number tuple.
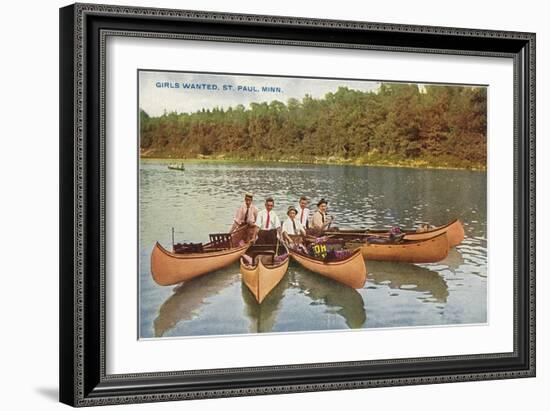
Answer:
(248, 250, 275, 265)
(209, 233, 232, 248)
(256, 253, 276, 266)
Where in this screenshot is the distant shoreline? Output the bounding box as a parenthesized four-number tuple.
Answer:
(140, 155, 487, 171)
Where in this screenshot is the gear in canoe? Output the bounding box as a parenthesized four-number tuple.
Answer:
(286, 235, 367, 289)
(150, 225, 252, 286)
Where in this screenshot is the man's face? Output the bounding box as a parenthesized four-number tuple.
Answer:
(319, 203, 327, 213)
(244, 197, 252, 207)
(299, 199, 308, 209)
(288, 210, 297, 220)
(265, 201, 274, 211)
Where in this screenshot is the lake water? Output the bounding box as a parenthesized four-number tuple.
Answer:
(139, 160, 487, 338)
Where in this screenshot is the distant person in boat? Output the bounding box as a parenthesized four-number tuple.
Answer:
(230, 193, 258, 232)
(297, 196, 310, 229)
(255, 197, 282, 244)
(311, 198, 334, 233)
(282, 206, 306, 244)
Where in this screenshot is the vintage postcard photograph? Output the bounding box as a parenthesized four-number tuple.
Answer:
(138, 70, 487, 339)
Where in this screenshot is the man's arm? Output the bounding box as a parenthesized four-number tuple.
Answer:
(311, 212, 321, 229)
(233, 206, 242, 224)
(255, 212, 263, 228)
(321, 214, 334, 230)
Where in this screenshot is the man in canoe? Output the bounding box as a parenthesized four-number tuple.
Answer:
(297, 196, 310, 229)
(230, 193, 258, 232)
(311, 198, 334, 233)
(282, 206, 306, 244)
(255, 197, 282, 244)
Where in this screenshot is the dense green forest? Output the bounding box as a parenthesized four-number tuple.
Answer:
(140, 83, 487, 169)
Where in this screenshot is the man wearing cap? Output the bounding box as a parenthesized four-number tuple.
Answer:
(230, 193, 258, 232)
(282, 206, 306, 244)
(311, 198, 334, 232)
(296, 196, 310, 229)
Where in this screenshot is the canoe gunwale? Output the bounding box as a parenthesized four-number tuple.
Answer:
(240, 256, 289, 271)
(326, 218, 461, 236)
(362, 231, 448, 248)
(366, 218, 460, 235)
(240, 242, 289, 270)
(154, 241, 250, 260)
(288, 247, 363, 266)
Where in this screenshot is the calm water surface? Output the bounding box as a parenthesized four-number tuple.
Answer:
(139, 160, 487, 338)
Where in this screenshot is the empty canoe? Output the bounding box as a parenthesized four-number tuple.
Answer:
(399, 219, 464, 247)
(240, 243, 289, 303)
(356, 231, 449, 263)
(151, 226, 250, 286)
(327, 219, 465, 248)
(289, 247, 366, 289)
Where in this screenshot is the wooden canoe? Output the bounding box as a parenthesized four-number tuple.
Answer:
(398, 219, 464, 247)
(240, 243, 289, 303)
(354, 231, 449, 263)
(326, 219, 465, 248)
(289, 247, 366, 289)
(151, 226, 250, 286)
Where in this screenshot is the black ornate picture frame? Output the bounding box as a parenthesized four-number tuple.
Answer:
(59, 3, 535, 407)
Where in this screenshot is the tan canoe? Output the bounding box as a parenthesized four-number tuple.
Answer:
(355, 231, 449, 263)
(151, 226, 251, 286)
(327, 219, 465, 248)
(399, 219, 464, 247)
(240, 243, 289, 303)
(289, 248, 367, 289)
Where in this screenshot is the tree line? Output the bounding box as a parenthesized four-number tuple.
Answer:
(140, 83, 487, 169)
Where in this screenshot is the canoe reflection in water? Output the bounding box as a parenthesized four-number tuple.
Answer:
(241, 267, 367, 333)
(153, 257, 457, 336)
(153, 267, 239, 337)
(242, 273, 289, 333)
(444, 247, 466, 273)
(367, 261, 449, 303)
(291, 269, 366, 329)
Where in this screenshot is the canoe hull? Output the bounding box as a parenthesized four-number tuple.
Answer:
(151, 242, 249, 286)
(359, 232, 449, 263)
(289, 248, 366, 289)
(241, 257, 289, 304)
(401, 219, 464, 247)
(328, 219, 465, 248)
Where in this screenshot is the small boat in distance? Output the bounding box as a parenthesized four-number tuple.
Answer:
(167, 163, 185, 171)
(151, 226, 250, 286)
(240, 242, 289, 304)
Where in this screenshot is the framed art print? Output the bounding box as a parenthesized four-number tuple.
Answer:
(59, 3, 535, 406)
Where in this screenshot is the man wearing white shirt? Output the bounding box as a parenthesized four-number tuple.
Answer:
(230, 192, 258, 232)
(256, 197, 281, 243)
(282, 206, 306, 244)
(297, 196, 310, 229)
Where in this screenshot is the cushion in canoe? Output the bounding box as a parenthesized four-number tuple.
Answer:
(173, 242, 203, 254)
